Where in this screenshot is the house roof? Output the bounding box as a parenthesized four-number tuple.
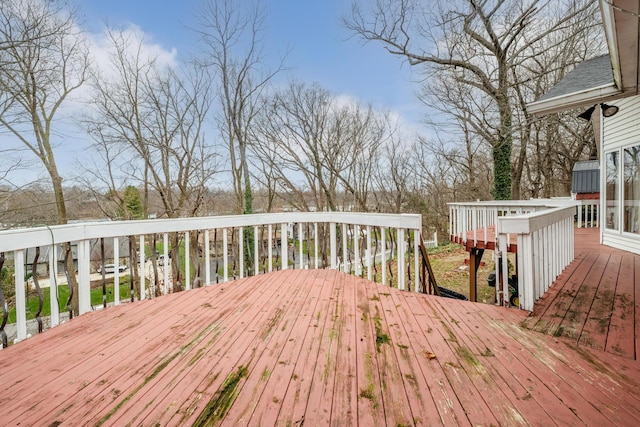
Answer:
(535, 55, 614, 101)
(528, 55, 620, 115)
(528, 0, 640, 116)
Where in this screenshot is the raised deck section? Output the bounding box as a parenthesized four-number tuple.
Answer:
(452, 226, 518, 252)
(525, 228, 640, 360)
(2, 268, 640, 425)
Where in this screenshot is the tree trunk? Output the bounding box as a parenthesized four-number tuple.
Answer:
(493, 95, 513, 200)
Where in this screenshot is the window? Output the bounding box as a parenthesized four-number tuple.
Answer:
(624, 145, 640, 234)
(605, 151, 619, 230)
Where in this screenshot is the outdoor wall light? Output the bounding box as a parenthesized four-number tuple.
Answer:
(601, 103, 619, 117)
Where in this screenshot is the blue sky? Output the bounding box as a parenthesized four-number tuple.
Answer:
(81, 0, 423, 124)
(3, 0, 426, 186)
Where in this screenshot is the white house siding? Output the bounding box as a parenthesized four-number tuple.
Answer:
(602, 94, 640, 254)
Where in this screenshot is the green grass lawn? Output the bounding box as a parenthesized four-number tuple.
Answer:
(7, 242, 502, 323)
(8, 278, 133, 323)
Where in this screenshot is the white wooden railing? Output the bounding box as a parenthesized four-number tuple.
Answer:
(449, 199, 575, 248)
(576, 199, 599, 228)
(497, 205, 576, 311)
(449, 199, 581, 311)
(0, 212, 422, 345)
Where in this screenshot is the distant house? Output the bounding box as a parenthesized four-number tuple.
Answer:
(528, 0, 640, 255)
(20, 238, 131, 277)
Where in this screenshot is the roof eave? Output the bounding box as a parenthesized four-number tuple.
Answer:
(527, 83, 621, 116)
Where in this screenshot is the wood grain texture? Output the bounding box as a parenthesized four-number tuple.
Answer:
(1, 268, 640, 426)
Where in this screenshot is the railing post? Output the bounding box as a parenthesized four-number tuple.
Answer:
(77, 239, 91, 314)
(330, 222, 337, 269)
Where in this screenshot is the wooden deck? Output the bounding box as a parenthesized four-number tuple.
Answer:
(525, 227, 640, 360)
(2, 268, 640, 426)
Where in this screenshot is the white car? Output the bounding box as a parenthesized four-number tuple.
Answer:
(99, 264, 127, 274)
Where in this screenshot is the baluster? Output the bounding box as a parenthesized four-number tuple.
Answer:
(113, 237, 120, 305)
(0, 252, 7, 347)
(414, 229, 420, 292)
(398, 228, 406, 290)
(185, 231, 191, 290)
(239, 226, 244, 278)
(298, 223, 304, 269)
(150, 234, 159, 297)
(304, 223, 310, 269)
(329, 222, 337, 269)
(260, 225, 267, 274)
(49, 244, 60, 326)
(406, 229, 412, 288)
(280, 223, 287, 270)
(162, 233, 169, 294)
(213, 229, 219, 284)
(253, 225, 259, 275)
(100, 238, 107, 308)
(312, 223, 318, 269)
(128, 237, 135, 302)
(31, 247, 44, 333)
(230, 227, 237, 279)
(193, 230, 202, 288)
(387, 229, 395, 286)
(252, 225, 262, 276)
(205, 230, 211, 286)
(366, 226, 372, 281)
(139, 235, 146, 299)
(372, 227, 379, 282)
(268, 224, 274, 272)
(354, 225, 361, 277)
(223, 228, 228, 282)
(63, 245, 74, 319)
(343, 224, 349, 273)
(381, 227, 387, 285)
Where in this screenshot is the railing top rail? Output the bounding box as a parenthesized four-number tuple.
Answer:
(0, 212, 422, 252)
(448, 198, 577, 209)
(497, 205, 576, 234)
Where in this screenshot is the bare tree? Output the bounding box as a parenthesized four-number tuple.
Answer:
(86, 28, 217, 292)
(253, 81, 391, 212)
(0, 0, 89, 313)
(346, 0, 598, 200)
(0, 0, 89, 224)
(196, 0, 286, 215)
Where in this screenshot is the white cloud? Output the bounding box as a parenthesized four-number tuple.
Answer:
(88, 23, 179, 78)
